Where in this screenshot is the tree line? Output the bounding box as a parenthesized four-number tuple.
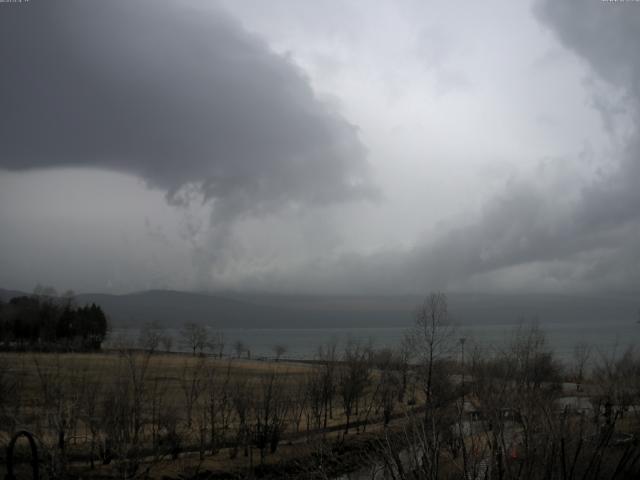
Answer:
(0, 292, 108, 351)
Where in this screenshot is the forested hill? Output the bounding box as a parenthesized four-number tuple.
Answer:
(1, 288, 639, 329)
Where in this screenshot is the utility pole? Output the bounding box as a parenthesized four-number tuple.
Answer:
(460, 337, 466, 401)
(459, 337, 468, 477)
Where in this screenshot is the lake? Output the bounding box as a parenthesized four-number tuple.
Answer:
(107, 319, 640, 363)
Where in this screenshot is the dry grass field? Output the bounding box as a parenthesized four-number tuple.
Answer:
(2, 351, 313, 399)
(3, 321, 640, 479)
(0, 349, 418, 479)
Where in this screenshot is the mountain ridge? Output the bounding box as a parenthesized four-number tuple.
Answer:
(2, 288, 638, 329)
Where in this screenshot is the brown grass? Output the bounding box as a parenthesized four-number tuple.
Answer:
(1, 350, 413, 479)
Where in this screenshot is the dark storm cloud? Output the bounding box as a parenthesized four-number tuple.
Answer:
(401, 0, 640, 292)
(4, 0, 640, 295)
(534, 0, 640, 232)
(300, 0, 640, 294)
(534, 0, 640, 97)
(0, 0, 375, 223)
(532, 0, 640, 281)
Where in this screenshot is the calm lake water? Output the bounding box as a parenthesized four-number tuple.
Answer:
(108, 319, 640, 363)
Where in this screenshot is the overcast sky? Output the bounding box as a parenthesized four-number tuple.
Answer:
(1, 0, 639, 295)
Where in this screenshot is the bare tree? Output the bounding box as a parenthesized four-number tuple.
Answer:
(252, 370, 290, 463)
(397, 336, 414, 403)
(101, 348, 155, 476)
(211, 362, 235, 454)
(289, 376, 308, 434)
(572, 341, 592, 391)
(180, 357, 205, 429)
(230, 378, 251, 460)
(372, 350, 401, 427)
(78, 369, 106, 470)
(338, 340, 371, 434)
(202, 361, 220, 454)
(32, 355, 85, 476)
(272, 344, 287, 361)
(592, 346, 638, 424)
(0, 353, 21, 433)
(160, 333, 174, 353)
(408, 292, 455, 408)
(466, 323, 566, 479)
(181, 322, 209, 356)
(305, 367, 325, 433)
(234, 340, 245, 359)
(377, 330, 640, 480)
(148, 373, 170, 458)
(138, 320, 164, 354)
(317, 340, 338, 429)
(209, 330, 225, 358)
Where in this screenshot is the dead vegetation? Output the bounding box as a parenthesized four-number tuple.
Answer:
(1, 293, 640, 479)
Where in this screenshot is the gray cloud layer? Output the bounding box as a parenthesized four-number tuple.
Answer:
(2, 0, 639, 295)
(260, 0, 640, 295)
(403, 0, 640, 292)
(0, 0, 375, 224)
